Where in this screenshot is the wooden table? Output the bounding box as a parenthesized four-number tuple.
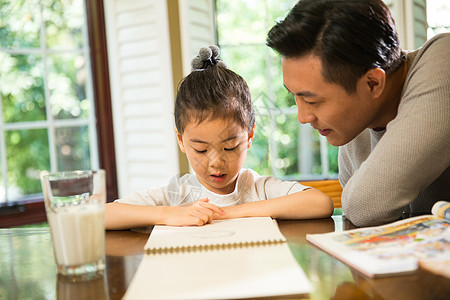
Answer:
(1, 216, 449, 299)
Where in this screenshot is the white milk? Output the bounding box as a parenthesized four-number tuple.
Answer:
(46, 205, 105, 266)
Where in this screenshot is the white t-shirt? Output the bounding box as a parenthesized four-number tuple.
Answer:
(115, 168, 309, 207)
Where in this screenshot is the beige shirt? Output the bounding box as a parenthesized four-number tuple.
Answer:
(339, 33, 450, 227)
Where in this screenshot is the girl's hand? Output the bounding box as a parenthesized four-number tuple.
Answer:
(164, 198, 225, 226)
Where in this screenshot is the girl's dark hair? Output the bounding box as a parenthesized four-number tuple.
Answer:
(267, 0, 403, 93)
(174, 64, 255, 134)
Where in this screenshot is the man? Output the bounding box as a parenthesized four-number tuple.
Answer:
(267, 0, 450, 227)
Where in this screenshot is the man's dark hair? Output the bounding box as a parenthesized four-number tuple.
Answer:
(267, 0, 403, 93)
(175, 65, 255, 134)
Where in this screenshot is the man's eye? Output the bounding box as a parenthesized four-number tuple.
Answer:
(225, 145, 239, 151)
(194, 149, 207, 154)
(295, 95, 316, 105)
(302, 96, 317, 105)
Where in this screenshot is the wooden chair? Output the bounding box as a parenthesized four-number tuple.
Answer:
(300, 179, 342, 208)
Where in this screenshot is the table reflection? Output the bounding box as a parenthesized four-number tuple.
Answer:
(57, 274, 109, 300)
(1, 216, 449, 300)
(0, 228, 56, 299)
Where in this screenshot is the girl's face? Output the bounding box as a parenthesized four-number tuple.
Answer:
(176, 117, 254, 195)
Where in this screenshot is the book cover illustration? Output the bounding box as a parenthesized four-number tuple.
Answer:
(331, 216, 450, 263)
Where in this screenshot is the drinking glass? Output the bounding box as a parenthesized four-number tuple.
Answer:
(41, 170, 106, 279)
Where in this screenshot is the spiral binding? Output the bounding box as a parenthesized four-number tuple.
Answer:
(146, 239, 286, 255)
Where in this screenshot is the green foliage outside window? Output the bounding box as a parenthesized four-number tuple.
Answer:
(216, 0, 339, 179)
(0, 0, 93, 202)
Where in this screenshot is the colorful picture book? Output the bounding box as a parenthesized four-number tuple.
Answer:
(307, 203, 450, 278)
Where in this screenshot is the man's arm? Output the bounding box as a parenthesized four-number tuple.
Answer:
(341, 35, 450, 227)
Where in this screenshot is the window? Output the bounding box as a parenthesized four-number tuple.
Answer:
(0, 0, 117, 227)
(216, 0, 338, 180)
(427, 0, 450, 38)
(0, 0, 97, 203)
(216, 0, 449, 181)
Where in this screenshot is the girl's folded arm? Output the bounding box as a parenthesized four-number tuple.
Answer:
(105, 202, 169, 230)
(105, 199, 225, 230)
(219, 188, 334, 220)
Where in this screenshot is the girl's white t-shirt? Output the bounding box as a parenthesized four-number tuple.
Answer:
(115, 168, 309, 207)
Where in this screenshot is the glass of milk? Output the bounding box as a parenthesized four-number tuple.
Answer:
(41, 170, 106, 279)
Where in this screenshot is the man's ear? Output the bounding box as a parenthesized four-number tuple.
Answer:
(365, 68, 385, 99)
(247, 123, 256, 149)
(175, 128, 186, 153)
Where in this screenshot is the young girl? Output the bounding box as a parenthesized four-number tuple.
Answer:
(105, 46, 333, 230)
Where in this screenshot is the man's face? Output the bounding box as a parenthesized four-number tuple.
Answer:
(282, 55, 379, 146)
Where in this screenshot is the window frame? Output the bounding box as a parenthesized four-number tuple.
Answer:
(0, 0, 117, 228)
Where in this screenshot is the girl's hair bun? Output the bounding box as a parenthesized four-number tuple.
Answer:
(199, 46, 212, 61)
(191, 45, 227, 71)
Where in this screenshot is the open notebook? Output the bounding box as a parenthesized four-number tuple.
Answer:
(123, 217, 311, 299)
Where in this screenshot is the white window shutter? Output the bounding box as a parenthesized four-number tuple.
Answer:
(410, 0, 428, 47)
(385, 0, 427, 50)
(104, 0, 179, 198)
(178, 0, 216, 76)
